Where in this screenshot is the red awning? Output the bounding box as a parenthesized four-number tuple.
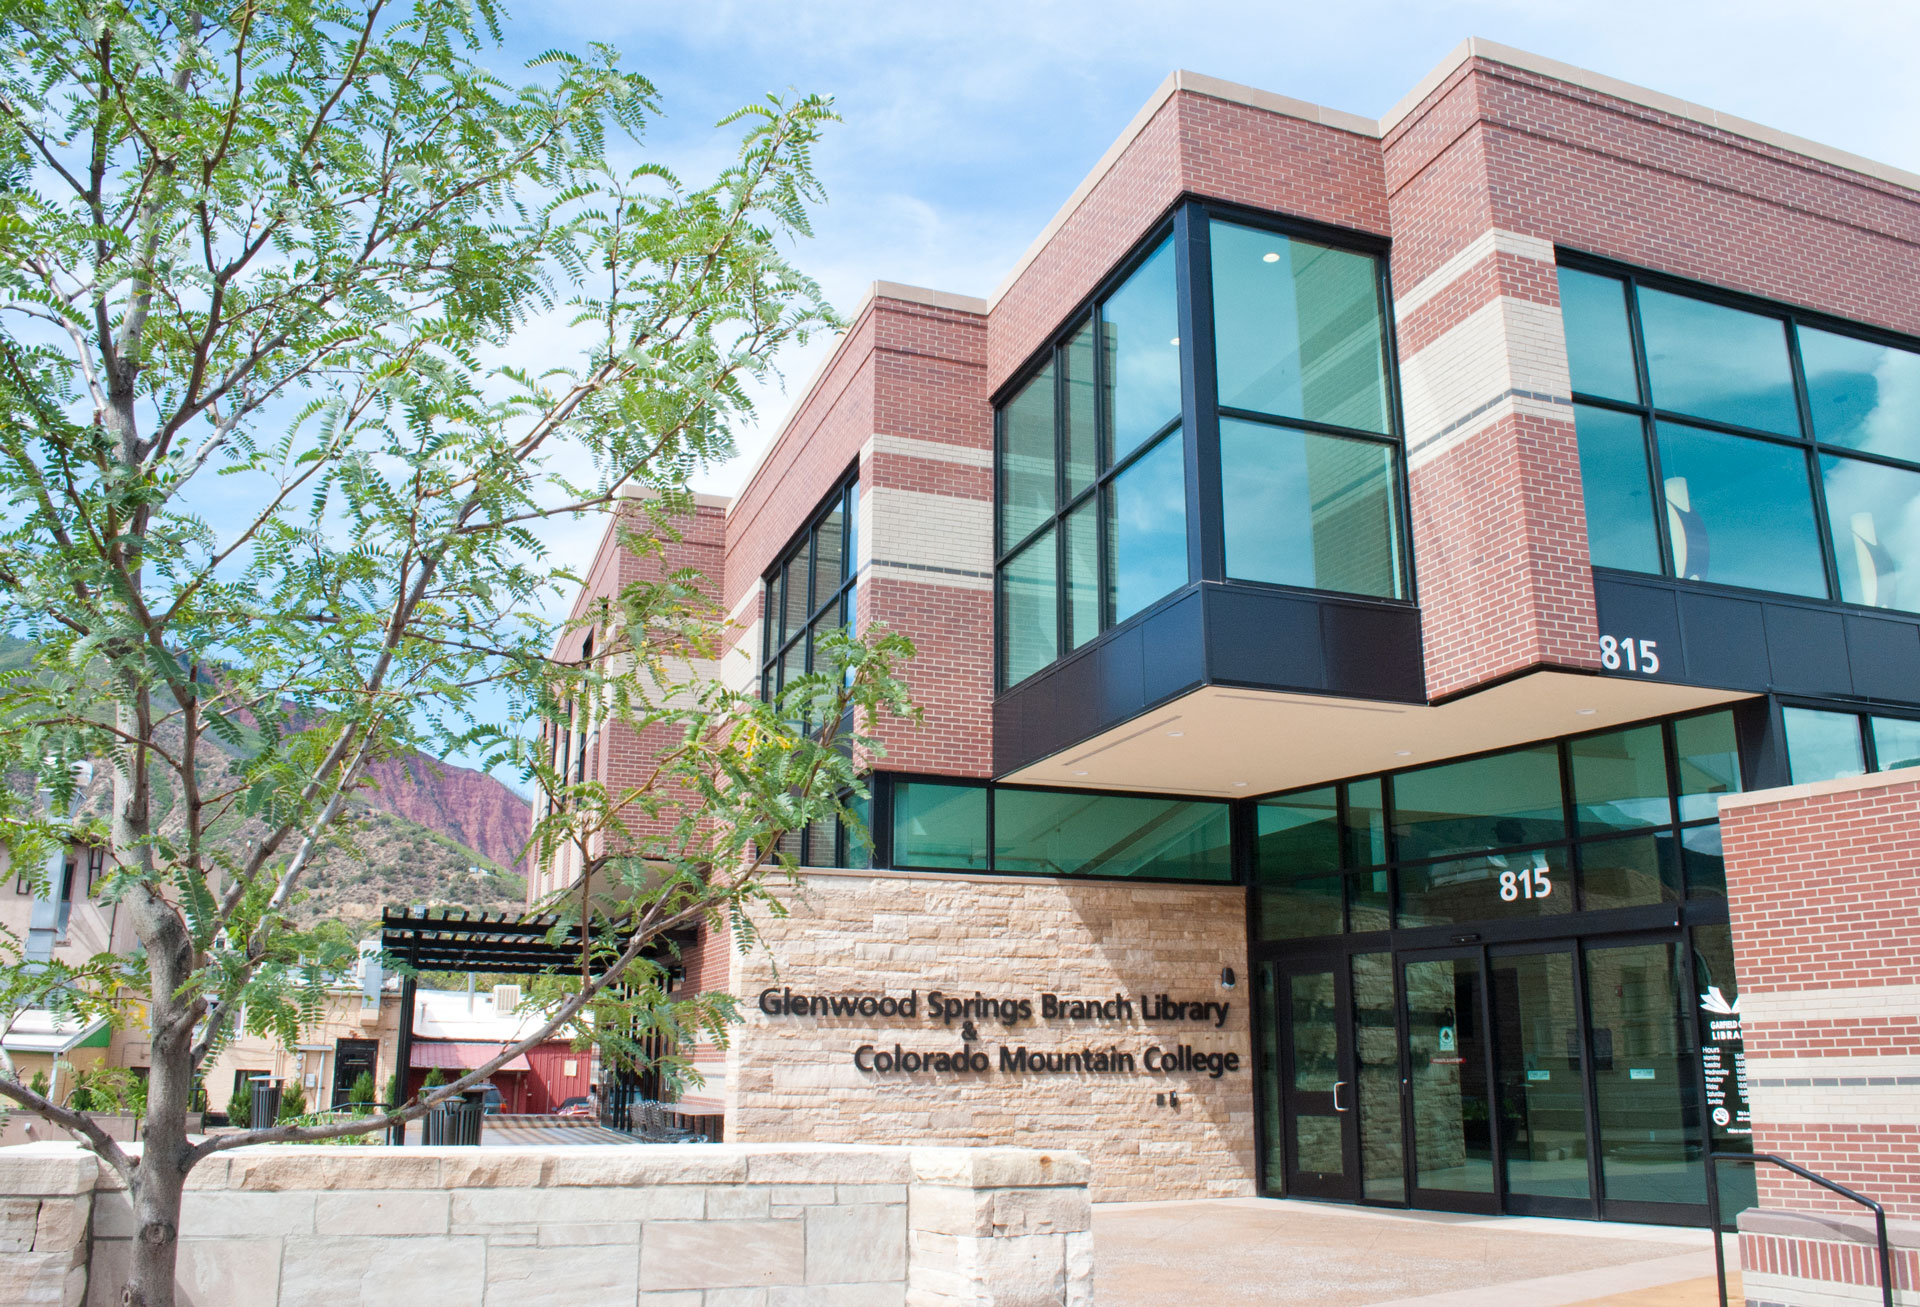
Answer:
(409, 1042, 531, 1073)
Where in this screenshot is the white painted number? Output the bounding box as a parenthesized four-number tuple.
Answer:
(1599, 635, 1660, 676)
(1498, 866, 1553, 902)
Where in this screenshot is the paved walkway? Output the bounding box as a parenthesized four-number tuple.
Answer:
(1095, 1199, 1736, 1307)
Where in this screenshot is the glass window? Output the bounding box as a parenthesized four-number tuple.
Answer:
(1783, 706, 1865, 784)
(1101, 238, 1182, 462)
(1799, 327, 1920, 461)
(1675, 711, 1741, 822)
(1570, 724, 1672, 833)
(764, 476, 860, 703)
(1062, 321, 1098, 497)
(1681, 824, 1726, 898)
(892, 781, 988, 871)
(1346, 777, 1388, 869)
(1558, 268, 1639, 403)
(1399, 846, 1571, 927)
(1573, 404, 1660, 573)
(1586, 941, 1705, 1205)
(1108, 432, 1188, 623)
(1064, 499, 1099, 651)
(1220, 420, 1402, 597)
(1654, 422, 1827, 597)
(1000, 528, 1057, 687)
(1211, 220, 1388, 434)
(993, 788, 1231, 881)
(1406, 956, 1494, 1195)
(1000, 365, 1055, 551)
(812, 500, 846, 610)
(1821, 453, 1920, 611)
(1872, 716, 1920, 771)
(1579, 831, 1680, 911)
(1639, 288, 1798, 434)
(1392, 745, 1565, 862)
(1255, 787, 1339, 873)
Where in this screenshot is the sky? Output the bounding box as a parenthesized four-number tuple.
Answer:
(498, 0, 1920, 501)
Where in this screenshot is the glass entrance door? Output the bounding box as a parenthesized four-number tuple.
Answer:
(1490, 945, 1594, 1216)
(1402, 949, 1497, 1213)
(1275, 961, 1360, 1201)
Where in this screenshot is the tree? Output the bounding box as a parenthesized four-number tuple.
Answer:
(0, 4, 912, 1305)
(348, 1069, 374, 1108)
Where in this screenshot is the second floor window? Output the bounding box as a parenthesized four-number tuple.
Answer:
(762, 470, 859, 700)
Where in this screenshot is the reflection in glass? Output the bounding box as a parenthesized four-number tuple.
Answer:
(1101, 239, 1182, 462)
(1000, 365, 1055, 551)
(1407, 956, 1494, 1194)
(1872, 716, 1920, 771)
(1107, 432, 1188, 623)
(999, 528, 1056, 687)
(1064, 499, 1099, 651)
(1399, 847, 1571, 928)
(993, 788, 1232, 880)
(1220, 420, 1402, 597)
(1692, 924, 1758, 1223)
(1574, 404, 1661, 573)
(1290, 970, 1347, 1179)
(1063, 321, 1099, 496)
(892, 781, 989, 870)
(1347, 779, 1391, 932)
(1821, 453, 1920, 612)
(1571, 724, 1672, 833)
(1799, 326, 1920, 461)
(1254, 788, 1342, 939)
(1393, 745, 1565, 861)
(1587, 941, 1704, 1206)
(1654, 422, 1827, 597)
(1675, 712, 1741, 822)
(1784, 707, 1865, 784)
(1255, 964, 1286, 1189)
(1353, 954, 1406, 1202)
(1493, 951, 1592, 1201)
(1682, 825, 1727, 899)
(812, 501, 846, 607)
(783, 556, 809, 642)
(1580, 831, 1681, 911)
(1639, 288, 1799, 434)
(1558, 268, 1640, 403)
(1211, 220, 1389, 433)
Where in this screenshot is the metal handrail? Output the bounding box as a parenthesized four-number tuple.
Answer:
(1705, 1150, 1895, 1307)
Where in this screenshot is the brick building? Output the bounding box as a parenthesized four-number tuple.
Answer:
(539, 37, 1920, 1296)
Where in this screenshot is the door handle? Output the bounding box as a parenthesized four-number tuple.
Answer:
(1332, 1080, 1349, 1112)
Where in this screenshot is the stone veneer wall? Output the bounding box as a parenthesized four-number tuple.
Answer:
(0, 1140, 1091, 1307)
(726, 870, 1256, 1203)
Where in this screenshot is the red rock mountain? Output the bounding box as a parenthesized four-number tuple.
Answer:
(359, 755, 532, 872)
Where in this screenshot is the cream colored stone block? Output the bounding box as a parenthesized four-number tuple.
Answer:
(227, 1148, 443, 1192)
(440, 1151, 545, 1189)
(84, 1238, 128, 1307)
(637, 1293, 702, 1306)
(976, 1232, 1069, 1306)
(313, 1189, 449, 1236)
(544, 1148, 749, 1187)
(908, 1186, 992, 1238)
(1065, 1230, 1094, 1307)
(175, 1237, 284, 1307)
(805, 1202, 906, 1283)
(745, 1150, 912, 1186)
(0, 1250, 78, 1307)
(836, 1184, 907, 1205)
(705, 1186, 772, 1220)
(639, 1219, 807, 1290)
(1, 1196, 40, 1253)
(705, 1291, 768, 1307)
(909, 1149, 1090, 1190)
(771, 1287, 904, 1307)
(991, 1189, 1089, 1236)
(0, 1148, 96, 1197)
(452, 1184, 701, 1228)
(766, 1184, 836, 1207)
(90, 1191, 134, 1240)
(484, 1241, 639, 1304)
(180, 1189, 314, 1237)
(536, 1221, 640, 1246)
(280, 1235, 486, 1307)
(33, 1196, 89, 1251)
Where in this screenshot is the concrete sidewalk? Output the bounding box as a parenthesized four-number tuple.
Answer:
(1095, 1198, 1734, 1307)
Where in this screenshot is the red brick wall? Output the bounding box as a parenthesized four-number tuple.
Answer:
(1722, 771, 1920, 1220)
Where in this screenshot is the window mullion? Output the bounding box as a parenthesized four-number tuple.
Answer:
(1623, 276, 1678, 581)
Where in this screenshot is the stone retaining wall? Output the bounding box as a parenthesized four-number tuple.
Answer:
(0, 1141, 1092, 1307)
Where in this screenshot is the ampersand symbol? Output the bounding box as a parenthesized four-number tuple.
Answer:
(960, 1020, 978, 1042)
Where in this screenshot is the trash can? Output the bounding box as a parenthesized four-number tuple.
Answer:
(425, 1089, 485, 1146)
(250, 1078, 281, 1129)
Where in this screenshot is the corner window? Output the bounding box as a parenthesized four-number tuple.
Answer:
(1559, 260, 1920, 615)
(1782, 706, 1920, 784)
(761, 471, 859, 700)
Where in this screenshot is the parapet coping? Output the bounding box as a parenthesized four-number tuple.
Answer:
(783, 864, 1247, 892)
(1740, 1205, 1920, 1249)
(984, 38, 1920, 312)
(1718, 765, 1920, 812)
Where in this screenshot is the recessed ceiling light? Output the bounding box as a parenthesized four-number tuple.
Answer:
(1575, 708, 1598, 715)
(1073, 770, 1089, 776)
(1167, 730, 1184, 738)
(1262, 252, 1281, 263)
(1394, 750, 1412, 757)
(1232, 781, 1248, 788)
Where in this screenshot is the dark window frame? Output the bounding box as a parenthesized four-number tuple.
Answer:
(1559, 250, 1920, 611)
(991, 198, 1414, 694)
(760, 465, 860, 702)
(1776, 696, 1920, 779)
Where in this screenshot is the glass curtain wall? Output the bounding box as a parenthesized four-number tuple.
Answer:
(993, 207, 1405, 690)
(1781, 705, 1920, 783)
(1560, 261, 1920, 611)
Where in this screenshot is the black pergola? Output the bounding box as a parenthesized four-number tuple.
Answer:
(376, 907, 690, 1142)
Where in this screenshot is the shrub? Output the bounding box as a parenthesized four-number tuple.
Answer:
(277, 1083, 307, 1121)
(226, 1090, 251, 1128)
(349, 1071, 375, 1106)
(29, 1070, 49, 1099)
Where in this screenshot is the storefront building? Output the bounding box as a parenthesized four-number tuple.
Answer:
(538, 38, 1920, 1241)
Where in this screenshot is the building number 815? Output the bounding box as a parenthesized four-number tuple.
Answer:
(1599, 635, 1659, 675)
